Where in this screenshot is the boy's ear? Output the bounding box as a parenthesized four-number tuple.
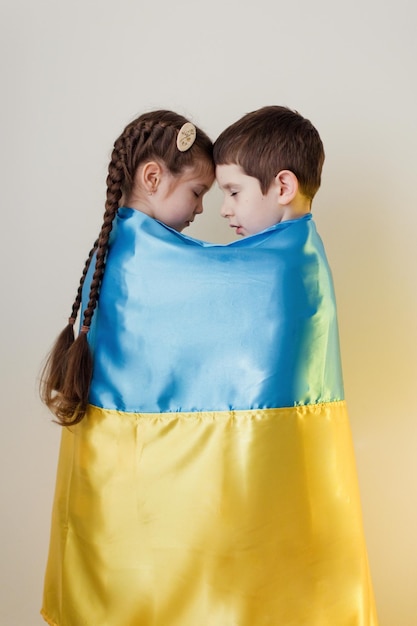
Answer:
(274, 170, 298, 205)
(141, 161, 163, 193)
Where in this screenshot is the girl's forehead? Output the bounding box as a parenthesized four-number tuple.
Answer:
(182, 161, 215, 184)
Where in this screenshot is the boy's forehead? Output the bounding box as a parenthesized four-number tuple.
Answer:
(215, 163, 246, 184)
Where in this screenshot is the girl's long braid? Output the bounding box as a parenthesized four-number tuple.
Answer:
(40, 239, 98, 410)
(40, 110, 214, 425)
(52, 137, 128, 425)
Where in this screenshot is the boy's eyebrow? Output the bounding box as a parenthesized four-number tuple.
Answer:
(217, 182, 237, 190)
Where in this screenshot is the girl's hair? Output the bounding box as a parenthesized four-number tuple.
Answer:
(213, 105, 325, 200)
(41, 110, 213, 425)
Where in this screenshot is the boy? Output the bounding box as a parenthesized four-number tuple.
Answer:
(214, 105, 324, 235)
(208, 106, 380, 624)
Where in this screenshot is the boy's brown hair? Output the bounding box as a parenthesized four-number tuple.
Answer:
(213, 106, 325, 200)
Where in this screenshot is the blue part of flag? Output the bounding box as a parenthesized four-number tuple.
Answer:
(83, 208, 344, 413)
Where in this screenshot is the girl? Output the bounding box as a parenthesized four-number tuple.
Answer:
(40, 109, 214, 426)
(40, 109, 215, 626)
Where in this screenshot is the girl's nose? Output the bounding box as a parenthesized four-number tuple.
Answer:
(220, 200, 230, 217)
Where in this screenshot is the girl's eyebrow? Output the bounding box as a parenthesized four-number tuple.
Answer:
(194, 184, 210, 194)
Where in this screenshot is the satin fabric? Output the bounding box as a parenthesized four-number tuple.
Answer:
(42, 403, 377, 626)
(42, 209, 378, 625)
(85, 209, 344, 413)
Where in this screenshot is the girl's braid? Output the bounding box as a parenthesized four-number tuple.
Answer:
(80, 147, 125, 331)
(70, 238, 99, 323)
(54, 136, 128, 424)
(39, 238, 98, 411)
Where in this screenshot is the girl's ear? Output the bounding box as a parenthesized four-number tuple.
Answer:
(275, 170, 299, 205)
(141, 161, 163, 193)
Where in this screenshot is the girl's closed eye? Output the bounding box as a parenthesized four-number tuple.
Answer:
(193, 186, 206, 198)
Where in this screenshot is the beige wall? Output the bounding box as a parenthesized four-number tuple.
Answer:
(1, 0, 416, 624)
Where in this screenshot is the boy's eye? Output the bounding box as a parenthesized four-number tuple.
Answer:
(230, 191, 238, 197)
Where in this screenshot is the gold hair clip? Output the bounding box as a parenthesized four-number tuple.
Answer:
(176, 122, 196, 152)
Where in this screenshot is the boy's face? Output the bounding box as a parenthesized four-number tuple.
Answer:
(216, 164, 281, 237)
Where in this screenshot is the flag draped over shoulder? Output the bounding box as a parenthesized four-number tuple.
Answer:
(41, 208, 378, 626)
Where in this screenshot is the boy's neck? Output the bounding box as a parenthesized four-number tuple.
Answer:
(279, 194, 311, 222)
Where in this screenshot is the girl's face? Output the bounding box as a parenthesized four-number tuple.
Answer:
(148, 164, 214, 232)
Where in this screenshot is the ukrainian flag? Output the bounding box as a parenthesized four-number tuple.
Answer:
(42, 208, 378, 625)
